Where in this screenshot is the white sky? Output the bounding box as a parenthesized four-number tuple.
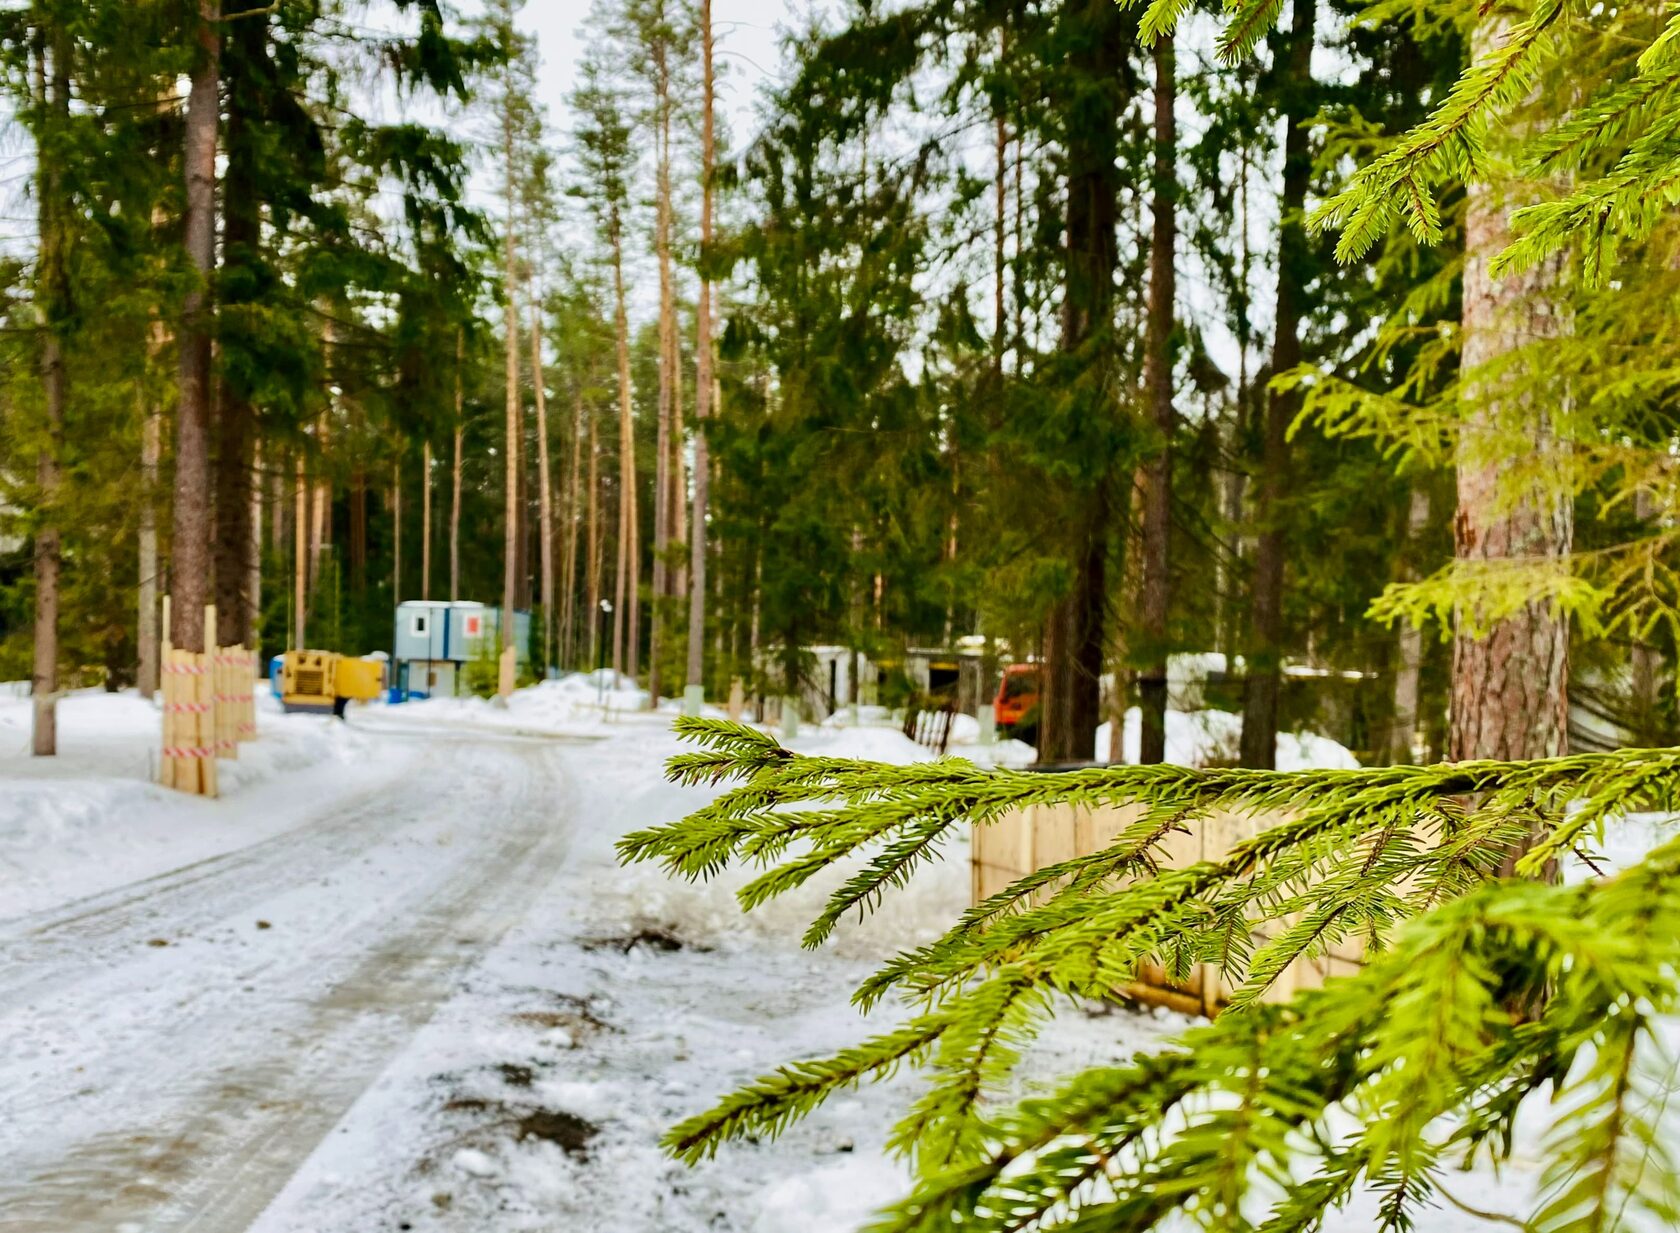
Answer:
(517, 0, 810, 155)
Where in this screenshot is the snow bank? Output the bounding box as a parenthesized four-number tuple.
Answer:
(1096, 706, 1360, 770)
(0, 688, 411, 920)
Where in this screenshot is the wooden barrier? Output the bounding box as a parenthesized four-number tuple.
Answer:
(972, 801, 1365, 1016)
(158, 599, 261, 797)
(211, 645, 256, 758)
(161, 642, 218, 798)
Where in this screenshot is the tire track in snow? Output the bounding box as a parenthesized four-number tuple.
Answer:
(0, 733, 578, 1233)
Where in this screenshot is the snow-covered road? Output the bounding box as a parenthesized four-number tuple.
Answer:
(1, 688, 1549, 1231)
(0, 729, 580, 1232)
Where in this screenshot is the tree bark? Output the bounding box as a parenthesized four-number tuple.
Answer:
(1037, 0, 1124, 764)
(392, 463, 402, 606)
(420, 442, 432, 598)
(502, 96, 521, 663)
(214, 4, 266, 647)
(171, 0, 220, 656)
(1449, 21, 1571, 786)
(138, 336, 163, 699)
(587, 408, 602, 668)
(1390, 486, 1430, 763)
(649, 30, 675, 706)
(1138, 34, 1176, 766)
(451, 329, 464, 602)
(531, 314, 555, 669)
(293, 456, 307, 649)
(610, 215, 638, 680)
(31, 21, 68, 755)
(1239, 0, 1315, 769)
(561, 388, 583, 668)
(686, 0, 716, 695)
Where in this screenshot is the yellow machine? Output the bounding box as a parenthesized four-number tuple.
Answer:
(278, 650, 386, 717)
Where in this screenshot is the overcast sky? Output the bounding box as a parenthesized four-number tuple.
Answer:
(516, 0, 810, 154)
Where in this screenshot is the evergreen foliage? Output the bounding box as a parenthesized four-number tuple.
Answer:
(624, 716, 1680, 1229)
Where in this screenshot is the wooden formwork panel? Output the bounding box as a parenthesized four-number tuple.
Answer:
(973, 801, 1364, 1014)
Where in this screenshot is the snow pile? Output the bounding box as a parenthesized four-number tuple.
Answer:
(1097, 706, 1360, 770)
(0, 687, 409, 920)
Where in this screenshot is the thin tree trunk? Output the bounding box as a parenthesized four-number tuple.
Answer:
(1390, 487, 1430, 763)
(422, 441, 432, 597)
(451, 329, 464, 602)
(1450, 20, 1571, 832)
(1239, 0, 1315, 769)
(392, 463, 402, 606)
(249, 440, 263, 647)
(610, 219, 639, 681)
(138, 337, 163, 698)
(171, 0, 219, 655)
(686, 0, 716, 695)
(588, 409, 602, 668)
(294, 456, 307, 649)
(649, 33, 675, 706)
(561, 388, 583, 668)
(31, 24, 68, 755)
(1138, 33, 1176, 766)
(502, 86, 521, 657)
(309, 411, 331, 597)
(531, 315, 555, 669)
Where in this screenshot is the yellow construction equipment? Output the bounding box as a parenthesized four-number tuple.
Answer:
(278, 650, 385, 717)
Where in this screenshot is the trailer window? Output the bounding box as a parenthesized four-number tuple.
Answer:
(412, 614, 428, 636)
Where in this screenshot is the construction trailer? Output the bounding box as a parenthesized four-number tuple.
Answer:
(391, 600, 530, 700)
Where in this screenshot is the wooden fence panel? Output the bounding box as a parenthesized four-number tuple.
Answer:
(973, 801, 1363, 1015)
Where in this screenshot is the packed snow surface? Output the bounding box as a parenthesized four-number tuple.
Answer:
(2, 682, 1647, 1230)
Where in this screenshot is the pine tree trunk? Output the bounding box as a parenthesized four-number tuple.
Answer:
(392, 464, 402, 607)
(309, 410, 331, 597)
(421, 441, 432, 598)
(1450, 20, 1571, 805)
(649, 34, 675, 706)
(561, 389, 583, 669)
(214, 4, 266, 647)
(588, 409, 602, 668)
(171, 0, 220, 656)
(686, 0, 716, 695)
(503, 104, 521, 663)
(249, 440, 263, 647)
(293, 456, 307, 649)
(612, 221, 634, 678)
(138, 341, 163, 699)
(531, 314, 555, 670)
(451, 329, 464, 602)
(31, 23, 68, 756)
(1390, 487, 1430, 763)
(1138, 34, 1176, 766)
(1038, 0, 1124, 764)
(1239, 0, 1315, 770)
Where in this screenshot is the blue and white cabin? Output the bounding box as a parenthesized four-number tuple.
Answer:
(391, 600, 529, 699)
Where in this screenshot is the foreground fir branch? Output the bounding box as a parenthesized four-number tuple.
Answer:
(619, 718, 1680, 1230)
